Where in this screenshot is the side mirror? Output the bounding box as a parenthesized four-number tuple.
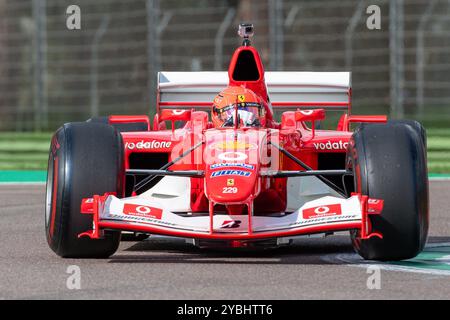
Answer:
(160, 109, 192, 135)
(295, 109, 326, 139)
(160, 109, 192, 122)
(295, 109, 326, 122)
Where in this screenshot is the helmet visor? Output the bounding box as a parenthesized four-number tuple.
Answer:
(216, 103, 262, 127)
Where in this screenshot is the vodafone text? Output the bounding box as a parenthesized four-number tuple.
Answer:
(125, 140, 172, 150)
(313, 140, 348, 150)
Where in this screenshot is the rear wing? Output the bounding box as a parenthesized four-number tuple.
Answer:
(157, 71, 352, 113)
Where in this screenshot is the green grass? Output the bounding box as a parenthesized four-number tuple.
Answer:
(0, 132, 51, 170)
(0, 142, 50, 152)
(0, 129, 448, 173)
(428, 139, 450, 151)
(427, 129, 450, 138)
(426, 128, 450, 173)
(0, 132, 53, 141)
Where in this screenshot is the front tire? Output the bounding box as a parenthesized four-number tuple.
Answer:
(45, 122, 124, 258)
(87, 116, 150, 241)
(347, 122, 429, 261)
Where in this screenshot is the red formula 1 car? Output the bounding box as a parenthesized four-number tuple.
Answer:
(45, 24, 428, 260)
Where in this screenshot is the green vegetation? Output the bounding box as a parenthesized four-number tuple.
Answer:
(0, 132, 51, 170)
(427, 129, 450, 173)
(0, 128, 448, 173)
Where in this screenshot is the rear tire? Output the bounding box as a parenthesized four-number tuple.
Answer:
(45, 122, 124, 258)
(347, 122, 429, 261)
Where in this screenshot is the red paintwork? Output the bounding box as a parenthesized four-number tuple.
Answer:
(79, 193, 116, 239)
(109, 115, 150, 131)
(352, 193, 383, 240)
(78, 41, 389, 242)
(228, 46, 268, 102)
(160, 109, 192, 122)
(78, 194, 101, 239)
(203, 129, 262, 204)
(337, 114, 387, 131)
(295, 109, 326, 122)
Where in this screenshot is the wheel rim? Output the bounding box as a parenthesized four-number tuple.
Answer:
(45, 154, 54, 229)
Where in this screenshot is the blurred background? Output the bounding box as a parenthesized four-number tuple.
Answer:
(0, 0, 449, 173)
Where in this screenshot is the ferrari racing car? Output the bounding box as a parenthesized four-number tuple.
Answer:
(45, 24, 428, 260)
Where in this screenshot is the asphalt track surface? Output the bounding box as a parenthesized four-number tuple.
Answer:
(0, 182, 450, 300)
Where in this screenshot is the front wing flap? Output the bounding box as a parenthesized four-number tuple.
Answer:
(79, 194, 383, 241)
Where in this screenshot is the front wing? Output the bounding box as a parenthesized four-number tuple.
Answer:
(79, 194, 383, 241)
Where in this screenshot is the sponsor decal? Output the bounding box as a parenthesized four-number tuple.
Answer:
(211, 141, 257, 151)
(210, 163, 254, 170)
(221, 220, 241, 229)
(125, 140, 172, 150)
(218, 151, 247, 161)
(294, 214, 358, 227)
(211, 170, 251, 178)
(302, 204, 342, 219)
(367, 198, 384, 214)
(312, 140, 349, 150)
(122, 203, 163, 219)
(227, 178, 235, 186)
(107, 213, 176, 227)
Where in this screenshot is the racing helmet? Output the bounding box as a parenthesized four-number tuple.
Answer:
(212, 86, 266, 128)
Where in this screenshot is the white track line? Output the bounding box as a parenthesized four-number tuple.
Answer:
(429, 177, 450, 181)
(334, 255, 450, 276)
(0, 182, 45, 186)
(323, 242, 450, 276)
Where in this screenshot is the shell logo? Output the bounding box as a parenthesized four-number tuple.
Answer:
(217, 152, 248, 161)
(212, 141, 257, 151)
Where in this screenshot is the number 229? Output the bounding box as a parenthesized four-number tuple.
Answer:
(222, 187, 238, 193)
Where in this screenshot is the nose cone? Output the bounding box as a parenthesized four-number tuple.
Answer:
(204, 129, 262, 204)
(206, 162, 258, 203)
